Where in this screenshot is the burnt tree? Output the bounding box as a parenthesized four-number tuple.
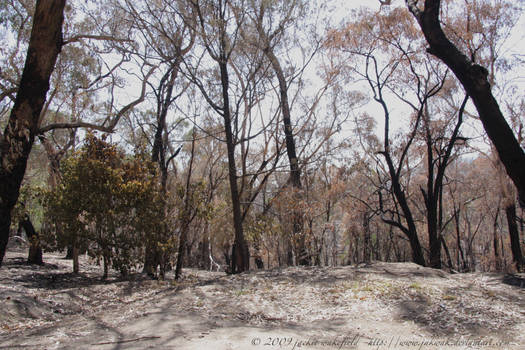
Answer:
(0, 0, 66, 266)
(18, 215, 43, 265)
(406, 0, 525, 207)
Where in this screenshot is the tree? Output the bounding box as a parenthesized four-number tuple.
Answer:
(424, 0, 525, 271)
(327, 7, 471, 267)
(0, 0, 156, 267)
(12, 185, 45, 265)
(249, 0, 307, 264)
(116, 0, 194, 192)
(182, 0, 257, 273)
(116, 0, 195, 277)
(404, 0, 525, 207)
(44, 134, 163, 278)
(175, 128, 213, 279)
(0, 0, 66, 266)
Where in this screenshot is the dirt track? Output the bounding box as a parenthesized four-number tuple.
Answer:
(1, 250, 524, 349)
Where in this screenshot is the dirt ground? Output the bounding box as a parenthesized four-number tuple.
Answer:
(1, 248, 525, 350)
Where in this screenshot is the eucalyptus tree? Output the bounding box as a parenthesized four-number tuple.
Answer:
(248, 1, 306, 187)
(327, 7, 471, 268)
(403, 0, 525, 271)
(117, 0, 194, 192)
(180, 0, 274, 273)
(404, 0, 525, 208)
(244, 0, 308, 265)
(243, 0, 343, 265)
(114, 0, 197, 277)
(0, 0, 66, 266)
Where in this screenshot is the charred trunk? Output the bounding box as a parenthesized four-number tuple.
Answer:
(18, 215, 43, 265)
(427, 202, 441, 269)
(407, 0, 525, 207)
(219, 61, 249, 273)
(263, 46, 308, 265)
(441, 236, 453, 271)
(65, 246, 73, 259)
(0, 0, 66, 266)
(505, 203, 525, 272)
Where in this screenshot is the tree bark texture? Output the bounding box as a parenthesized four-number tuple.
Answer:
(505, 203, 524, 272)
(0, 0, 66, 266)
(18, 215, 43, 265)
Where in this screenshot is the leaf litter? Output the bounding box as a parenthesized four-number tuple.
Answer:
(1, 250, 524, 349)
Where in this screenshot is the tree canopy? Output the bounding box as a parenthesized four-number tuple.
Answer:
(1, 0, 524, 274)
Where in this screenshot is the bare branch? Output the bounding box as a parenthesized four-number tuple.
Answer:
(38, 65, 157, 134)
(62, 35, 132, 46)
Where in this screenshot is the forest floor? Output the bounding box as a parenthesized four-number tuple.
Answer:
(1, 248, 525, 350)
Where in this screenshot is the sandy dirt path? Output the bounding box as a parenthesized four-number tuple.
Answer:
(1, 250, 524, 349)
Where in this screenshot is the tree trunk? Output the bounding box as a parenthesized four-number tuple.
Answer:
(406, 229, 426, 266)
(379, 139, 425, 266)
(65, 245, 74, 259)
(151, 61, 180, 192)
(406, 0, 525, 207)
(388, 174, 426, 266)
(423, 95, 465, 270)
(363, 212, 371, 263)
(0, 0, 66, 266)
(427, 200, 441, 269)
(422, 108, 442, 269)
(198, 236, 211, 270)
(143, 63, 180, 278)
(505, 203, 525, 272)
(175, 128, 196, 280)
(18, 215, 43, 265)
(142, 246, 158, 278)
(441, 236, 453, 271)
(72, 245, 79, 274)
(263, 46, 308, 265)
(219, 61, 249, 273)
(493, 208, 502, 271)
(285, 236, 294, 266)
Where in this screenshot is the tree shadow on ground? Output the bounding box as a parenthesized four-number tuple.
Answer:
(2, 256, 60, 270)
(395, 282, 523, 339)
(0, 313, 126, 350)
(503, 274, 525, 289)
(2, 255, 155, 292)
(84, 300, 361, 350)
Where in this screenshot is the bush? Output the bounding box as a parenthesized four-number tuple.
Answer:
(43, 134, 166, 278)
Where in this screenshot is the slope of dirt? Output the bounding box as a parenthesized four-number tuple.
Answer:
(1, 249, 524, 350)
